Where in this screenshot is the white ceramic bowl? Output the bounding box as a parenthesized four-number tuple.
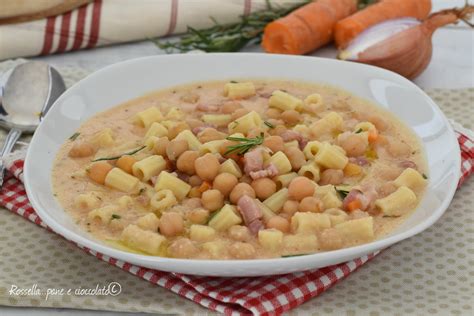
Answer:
(24, 54, 460, 276)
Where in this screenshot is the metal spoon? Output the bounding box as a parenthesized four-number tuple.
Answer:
(0, 61, 66, 185)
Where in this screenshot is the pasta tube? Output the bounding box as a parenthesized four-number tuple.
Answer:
(313, 142, 348, 169)
(334, 217, 374, 241)
(228, 110, 262, 135)
(150, 189, 177, 212)
(175, 130, 202, 150)
(291, 212, 331, 234)
(121, 224, 165, 255)
(224, 82, 256, 99)
(267, 151, 292, 174)
(375, 186, 417, 216)
(190, 225, 216, 242)
(104, 168, 140, 194)
(258, 229, 283, 251)
(132, 155, 166, 181)
(154, 171, 191, 200)
(201, 114, 232, 127)
(208, 204, 242, 231)
(219, 159, 243, 178)
(393, 168, 427, 191)
(145, 122, 168, 138)
(135, 107, 163, 128)
(269, 90, 303, 111)
(263, 188, 289, 212)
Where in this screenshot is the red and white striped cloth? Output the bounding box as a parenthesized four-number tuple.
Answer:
(0, 128, 472, 315)
(0, 0, 277, 60)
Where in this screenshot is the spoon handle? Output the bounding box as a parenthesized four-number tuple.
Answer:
(0, 128, 22, 186)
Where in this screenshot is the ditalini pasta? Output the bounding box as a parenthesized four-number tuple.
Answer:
(53, 79, 427, 259)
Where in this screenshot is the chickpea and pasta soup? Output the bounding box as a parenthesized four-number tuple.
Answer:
(52, 80, 428, 259)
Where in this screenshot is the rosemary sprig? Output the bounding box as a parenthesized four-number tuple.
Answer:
(92, 145, 146, 162)
(154, 0, 310, 53)
(224, 133, 264, 155)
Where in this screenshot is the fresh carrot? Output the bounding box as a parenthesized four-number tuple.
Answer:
(262, 0, 357, 55)
(368, 128, 379, 143)
(346, 199, 362, 212)
(334, 0, 432, 49)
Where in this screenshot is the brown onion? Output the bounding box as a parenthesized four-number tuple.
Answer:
(338, 5, 474, 79)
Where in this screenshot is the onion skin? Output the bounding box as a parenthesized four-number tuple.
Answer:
(339, 5, 474, 79)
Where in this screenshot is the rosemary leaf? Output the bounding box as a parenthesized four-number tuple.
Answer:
(355, 128, 363, 134)
(92, 145, 146, 162)
(69, 132, 80, 141)
(264, 121, 275, 129)
(111, 214, 121, 220)
(335, 187, 350, 200)
(282, 253, 309, 258)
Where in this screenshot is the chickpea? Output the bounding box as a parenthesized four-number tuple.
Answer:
(228, 225, 251, 241)
(229, 242, 256, 259)
(239, 175, 253, 184)
(367, 114, 388, 131)
(198, 128, 225, 143)
(87, 162, 113, 184)
(219, 140, 240, 161)
(284, 147, 306, 171)
(319, 169, 344, 185)
(186, 208, 209, 224)
(154, 137, 170, 156)
(281, 110, 301, 125)
(288, 177, 315, 201)
(168, 122, 189, 140)
(177, 150, 199, 175)
(166, 139, 189, 161)
(195, 153, 220, 181)
(221, 101, 242, 114)
(69, 142, 96, 158)
(282, 200, 299, 216)
(319, 228, 343, 250)
(263, 135, 285, 153)
(387, 139, 411, 157)
(229, 183, 256, 204)
(265, 108, 282, 119)
(116, 155, 136, 174)
(231, 108, 250, 121)
(201, 189, 224, 211)
(182, 197, 202, 209)
(298, 196, 323, 213)
(180, 92, 200, 103)
(213, 173, 238, 197)
(266, 216, 290, 233)
(379, 181, 397, 197)
(159, 212, 184, 237)
(186, 118, 204, 131)
(188, 174, 203, 187)
(251, 178, 276, 200)
(247, 127, 267, 139)
(168, 238, 199, 258)
(269, 125, 287, 136)
(338, 134, 368, 157)
(188, 187, 201, 198)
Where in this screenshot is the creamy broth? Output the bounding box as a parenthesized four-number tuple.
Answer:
(52, 80, 427, 259)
